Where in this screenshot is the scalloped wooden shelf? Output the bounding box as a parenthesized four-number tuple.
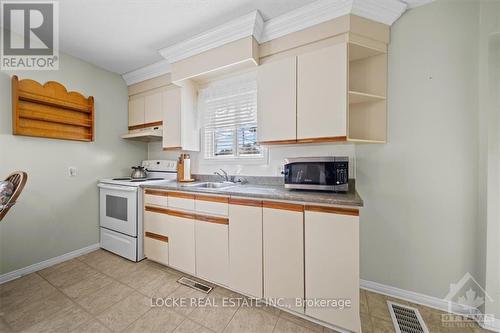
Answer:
(12, 75, 95, 142)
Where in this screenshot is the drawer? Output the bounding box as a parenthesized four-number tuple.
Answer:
(144, 210, 169, 235)
(144, 189, 168, 207)
(167, 192, 195, 211)
(100, 228, 137, 261)
(195, 195, 229, 216)
(144, 232, 169, 265)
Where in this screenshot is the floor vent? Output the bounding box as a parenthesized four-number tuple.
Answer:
(387, 301, 429, 333)
(177, 276, 213, 294)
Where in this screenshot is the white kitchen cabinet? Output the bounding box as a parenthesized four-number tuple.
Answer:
(144, 209, 169, 236)
(257, 57, 297, 144)
(167, 211, 196, 275)
(144, 233, 169, 266)
(297, 43, 347, 140)
(304, 205, 360, 332)
(228, 199, 263, 298)
(263, 201, 304, 313)
(144, 189, 168, 208)
(128, 96, 145, 128)
(195, 216, 229, 285)
(144, 91, 163, 124)
(162, 80, 199, 151)
(167, 192, 195, 211)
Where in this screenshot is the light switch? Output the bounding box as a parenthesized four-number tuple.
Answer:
(68, 166, 77, 177)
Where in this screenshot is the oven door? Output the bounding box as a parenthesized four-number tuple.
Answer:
(98, 183, 137, 237)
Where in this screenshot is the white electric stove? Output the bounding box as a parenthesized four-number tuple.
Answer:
(98, 160, 177, 261)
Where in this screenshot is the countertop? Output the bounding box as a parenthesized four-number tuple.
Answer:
(142, 181, 363, 207)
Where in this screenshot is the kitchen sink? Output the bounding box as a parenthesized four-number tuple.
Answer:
(182, 182, 236, 189)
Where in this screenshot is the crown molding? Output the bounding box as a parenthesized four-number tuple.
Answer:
(401, 0, 434, 9)
(159, 10, 264, 64)
(123, 0, 435, 85)
(122, 59, 171, 85)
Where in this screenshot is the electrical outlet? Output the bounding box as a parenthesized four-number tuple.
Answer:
(68, 166, 77, 177)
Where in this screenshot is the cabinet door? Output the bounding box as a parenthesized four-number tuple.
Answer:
(263, 202, 304, 313)
(144, 91, 163, 124)
(144, 233, 169, 266)
(195, 217, 229, 285)
(257, 57, 297, 143)
(167, 213, 196, 275)
(162, 87, 182, 149)
(305, 207, 360, 332)
(228, 200, 262, 298)
(297, 44, 348, 140)
(128, 96, 145, 127)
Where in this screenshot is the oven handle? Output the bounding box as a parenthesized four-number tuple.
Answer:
(98, 184, 138, 192)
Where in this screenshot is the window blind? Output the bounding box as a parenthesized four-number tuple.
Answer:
(199, 73, 261, 159)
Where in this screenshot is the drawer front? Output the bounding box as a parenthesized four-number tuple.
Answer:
(168, 192, 195, 211)
(144, 193, 168, 207)
(144, 233, 169, 265)
(144, 210, 169, 236)
(100, 228, 137, 261)
(195, 195, 229, 216)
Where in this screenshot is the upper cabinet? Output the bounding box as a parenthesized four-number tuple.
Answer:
(297, 43, 348, 142)
(257, 40, 387, 144)
(257, 57, 297, 144)
(128, 88, 164, 129)
(162, 80, 199, 151)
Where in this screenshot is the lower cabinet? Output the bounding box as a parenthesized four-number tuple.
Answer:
(144, 209, 169, 265)
(167, 211, 196, 275)
(304, 206, 360, 332)
(195, 216, 229, 285)
(228, 199, 263, 298)
(263, 201, 304, 313)
(144, 232, 169, 265)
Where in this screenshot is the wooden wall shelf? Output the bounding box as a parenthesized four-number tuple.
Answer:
(12, 76, 95, 142)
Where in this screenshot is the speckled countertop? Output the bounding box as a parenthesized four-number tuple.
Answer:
(142, 179, 363, 207)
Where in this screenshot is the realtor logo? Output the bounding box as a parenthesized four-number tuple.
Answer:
(1, 1, 59, 70)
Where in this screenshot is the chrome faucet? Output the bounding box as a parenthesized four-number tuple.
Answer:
(214, 169, 230, 182)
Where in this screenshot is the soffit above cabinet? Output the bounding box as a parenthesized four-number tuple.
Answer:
(122, 0, 434, 85)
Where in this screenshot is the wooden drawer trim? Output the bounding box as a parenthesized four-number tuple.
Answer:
(305, 205, 359, 216)
(229, 198, 262, 207)
(167, 209, 196, 220)
(296, 136, 347, 144)
(128, 121, 162, 131)
(163, 146, 182, 151)
(263, 201, 304, 212)
(196, 214, 229, 225)
(145, 232, 168, 242)
(167, 191, 195, 199)
(195, 194, 229, 203)
(258, 139, 297, 145)
(145, 189, 168, 196)
(145, 206, 169, 215)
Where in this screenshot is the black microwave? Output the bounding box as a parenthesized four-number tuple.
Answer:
(283, 157, 349, 192)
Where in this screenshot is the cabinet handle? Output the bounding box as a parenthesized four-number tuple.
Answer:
(145, 232, 168, 242)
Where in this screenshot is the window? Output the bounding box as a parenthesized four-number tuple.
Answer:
(199, 73, 263, 160)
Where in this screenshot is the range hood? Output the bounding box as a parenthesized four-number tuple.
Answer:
(121, 127, 163, 142)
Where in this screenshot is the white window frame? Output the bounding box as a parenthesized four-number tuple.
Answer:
(198, 72, 268, 164)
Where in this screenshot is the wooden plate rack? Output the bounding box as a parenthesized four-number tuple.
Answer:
(11, 75, 95, 142)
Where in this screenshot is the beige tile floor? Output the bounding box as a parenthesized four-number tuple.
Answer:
(0, 249, 494, 333)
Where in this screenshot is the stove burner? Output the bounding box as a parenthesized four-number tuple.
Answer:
(112, 177, 132, 180)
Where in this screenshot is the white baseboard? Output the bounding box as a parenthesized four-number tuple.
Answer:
(0, 243, 100, 284)
(360, 279, 500, 332)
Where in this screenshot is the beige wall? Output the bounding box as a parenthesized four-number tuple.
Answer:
(0, 50, 147, 274)
(356, 0, 481, 299)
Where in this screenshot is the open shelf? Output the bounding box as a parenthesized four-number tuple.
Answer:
(349, 91, 386, 104)
(349, 43, 385, 62)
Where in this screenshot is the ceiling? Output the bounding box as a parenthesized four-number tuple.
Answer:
(57, 0, 317, 75)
